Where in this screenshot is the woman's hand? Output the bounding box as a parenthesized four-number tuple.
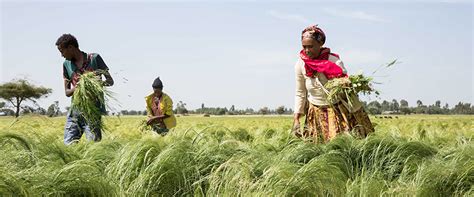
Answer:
(292, 113, 301, 135)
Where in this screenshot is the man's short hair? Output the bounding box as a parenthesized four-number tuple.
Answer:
(56, 34, 79, 48)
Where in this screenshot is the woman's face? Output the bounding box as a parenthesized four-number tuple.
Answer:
(302, 37, 322, 59)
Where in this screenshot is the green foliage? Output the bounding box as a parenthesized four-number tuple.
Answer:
(0, 79, 52, 117)
(71, 72, 113, 130)
(325, 74, 378, 108)
(0, 115, 472, 196)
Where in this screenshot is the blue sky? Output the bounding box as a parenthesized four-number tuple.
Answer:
(1, 0, 472, 112)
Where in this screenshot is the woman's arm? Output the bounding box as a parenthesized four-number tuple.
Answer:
(294, 59, 307, 125)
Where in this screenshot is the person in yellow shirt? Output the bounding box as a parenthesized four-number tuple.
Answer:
(145, 77, 176, 136)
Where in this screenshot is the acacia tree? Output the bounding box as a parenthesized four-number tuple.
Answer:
(0, 79, 52, 117)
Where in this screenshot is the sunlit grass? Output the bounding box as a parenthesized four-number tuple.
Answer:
(0, 115, 472, 196)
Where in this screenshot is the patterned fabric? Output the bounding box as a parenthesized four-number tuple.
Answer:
(62, 52, 109, 86)
(145, 92, 177, 129)
(301, 102, 374, 143)
(301, 25, 326, 44)
(151, 95, 166, 129)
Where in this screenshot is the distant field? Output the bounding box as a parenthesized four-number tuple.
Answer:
(0, 115, 472, 196)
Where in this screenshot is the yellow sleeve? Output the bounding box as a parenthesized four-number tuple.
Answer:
(145, 97, 153, 116)
(164, 96, 174, 116)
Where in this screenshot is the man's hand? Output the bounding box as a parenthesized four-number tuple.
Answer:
(147, 116, 165, 125)
(65, 84, 76, 97)
(146, 116, 157, 125)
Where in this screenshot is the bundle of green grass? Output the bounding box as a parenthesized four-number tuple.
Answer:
(324, 74, 378, 108)
(71, 72, 112, 129)
(0, 117, 473, 196)
(324, 60, 397, 108)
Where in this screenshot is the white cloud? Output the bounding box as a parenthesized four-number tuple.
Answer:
(267, 10, 311, 24)
(323, 8, 388, 23)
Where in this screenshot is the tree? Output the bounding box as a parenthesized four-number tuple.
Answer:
(427, 104, 442, 114)
(259, 107, 269, 115)
(442, 103, 450, 114)
(381, 100, 390, 112)
(245, 108, 255, 114)
(21, 106, 34, 115)
(276, 106, 285, 115)
(129, 110, 138, 115)
(414, 100, 427, 114)
(453, 102, 472, 114)
(0, 101, 10, 116)
(400, 99, 409, 108)
(47, 101, 60, 117)
(217, 108, 226, 115)
(367, 101, 382, 115)
(176, 101, 188, 114)
(416, 100, 423, 107)
(392, 99, 399, 112)
(0, 80, 52, 117)
(47, 104, 56, 117)
(0, 108, 14, 116)
(399, 99, 410, 114)
(36, 107, 47, 115)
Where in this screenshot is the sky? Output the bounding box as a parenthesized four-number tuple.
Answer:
(1, 0, 473, 112)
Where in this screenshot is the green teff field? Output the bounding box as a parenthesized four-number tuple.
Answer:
(0, 115, 473, 196)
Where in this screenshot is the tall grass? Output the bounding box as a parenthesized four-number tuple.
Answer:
(0, 115, 472, 196)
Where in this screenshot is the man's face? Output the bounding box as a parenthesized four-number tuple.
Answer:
(302, 37, 322, 59)
(58, 45, 74, 60)
(153, 87, 163, 96)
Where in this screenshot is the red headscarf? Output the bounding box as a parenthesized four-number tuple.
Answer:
(300, 47, 347, 79)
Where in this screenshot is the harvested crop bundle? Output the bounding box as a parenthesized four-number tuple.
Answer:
(71, 72, 112, 129)
(324, 74, 379, 108)
(324, 60, 397, 109)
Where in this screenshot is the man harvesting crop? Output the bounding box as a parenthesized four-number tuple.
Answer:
(56, 34, 114, 145)
(145, 77, 176, 136)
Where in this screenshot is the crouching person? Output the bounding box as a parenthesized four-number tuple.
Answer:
(145, 77, 176, 135)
